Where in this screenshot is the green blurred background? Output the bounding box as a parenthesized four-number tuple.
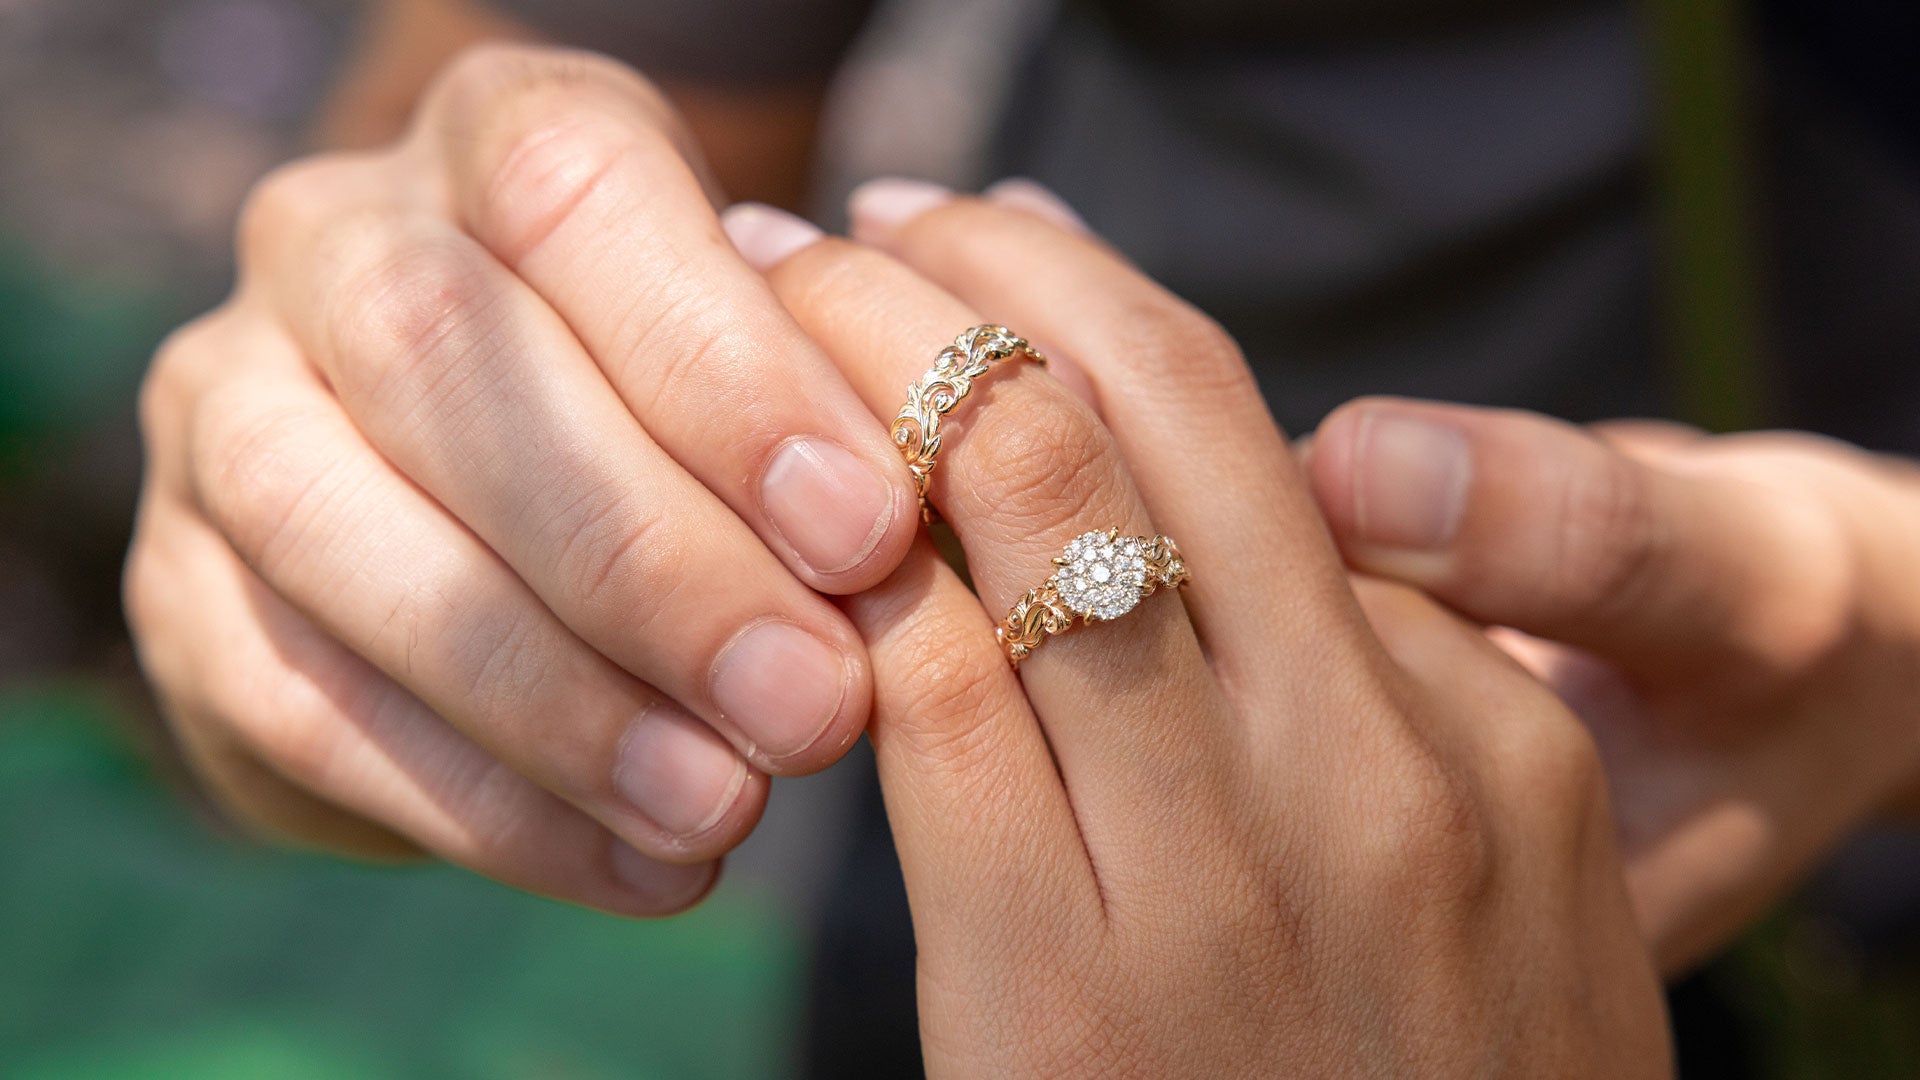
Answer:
(0, 4, 811, 1075)
(2, 1, 1918, 1077)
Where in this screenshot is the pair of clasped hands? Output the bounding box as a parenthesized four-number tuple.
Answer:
(129, 47, 1920, 1075)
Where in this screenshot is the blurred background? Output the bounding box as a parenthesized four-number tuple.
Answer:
(2, 0, 1919, 1077)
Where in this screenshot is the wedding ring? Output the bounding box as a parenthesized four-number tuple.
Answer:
(891, 324, 1046, 523)
(997, 529, 1190, 669)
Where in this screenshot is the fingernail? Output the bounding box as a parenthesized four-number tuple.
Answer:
(722, 202, 824, 271)
(614, 705, 749, 839)
(984, 177, 1091, 234)
(761, 437, 896, 575)
(1353, 411, 1471, 549)
(848, 177, 954, 241)
(710, 620, 850, 760)
(610, 843, 716, 910)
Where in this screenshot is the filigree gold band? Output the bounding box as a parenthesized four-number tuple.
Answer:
(997, 529, 1190, 669)
(891, 325, 1046, 524)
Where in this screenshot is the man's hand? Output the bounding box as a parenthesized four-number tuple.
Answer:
(124, 45, 919, 913)
(1308, 399, 1920, 972)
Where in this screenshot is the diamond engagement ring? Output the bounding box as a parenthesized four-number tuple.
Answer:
(892, 325, 1046, 523)
(996, 529, 1190, 669)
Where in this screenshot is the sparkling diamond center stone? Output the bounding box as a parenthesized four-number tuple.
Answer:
(1054, 531, 1149, 621)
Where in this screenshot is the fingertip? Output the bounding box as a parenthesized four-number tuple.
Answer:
(835, 476, 924, 594)
(761, 433, 917, 586)
(733, 615, 872, 779)
(711, 616, 867, 775)
(609, 844, 723, 916)
(1306, 400, 1368, 541)
(1310, 398, 1472, 553)
(848, 177, 955, 244)
(983, 177, 1092, 235)
(722, 202, 826, 272)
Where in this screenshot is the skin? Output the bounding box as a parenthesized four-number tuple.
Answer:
(125, 23, 1920, 1063)
(724, 192, 1672, 1075)
(828, 180, 1920, 984)
(1303, 402, 1920, 974)
(126, 41, 916, 913)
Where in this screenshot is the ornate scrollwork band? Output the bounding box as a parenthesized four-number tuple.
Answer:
(890, 324, 1046, 523)
(997, 529, 1190, 669)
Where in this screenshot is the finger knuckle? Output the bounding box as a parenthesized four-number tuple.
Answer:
(1118, 298, 1254, 399)
(433, 46, 689, 262)
(236, 154, 375, 266)
(143, 317, 217, 442)
(242, 695, 347, 793)
(189, 391, 344, 575)
(882, 622, 1008, 776)
(1551, 452, 1662, 620)
(473, 110, 635, 264)
(435, 43, 669, 122)
(604, 283, 735, 411)
(1359, 731, 1496, 915)
(544, 480, 684, 635)
(1502, 712, 1608, 853)
(322, 227, 506, 407)
(957, 390, 1118, 532)
(121, 541, 166, 645)
(441, 599, 560, 719)
(186, 642, 341, 791)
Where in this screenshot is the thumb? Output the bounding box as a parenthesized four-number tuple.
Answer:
(1307, 398, 1849, 683)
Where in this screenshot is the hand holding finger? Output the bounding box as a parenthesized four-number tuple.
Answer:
(1308, 396, 1920, 972)
(127, 43, 922, 912)
(732, 185, 1671, 1075)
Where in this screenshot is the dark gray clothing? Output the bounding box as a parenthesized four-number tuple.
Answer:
(491, 0, 1663, 434)
(993, 1, 1656, 432)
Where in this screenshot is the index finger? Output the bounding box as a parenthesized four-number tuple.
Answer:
(414, 45, 918, 591)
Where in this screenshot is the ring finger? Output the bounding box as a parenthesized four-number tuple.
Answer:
(737, 212, 1236, 867)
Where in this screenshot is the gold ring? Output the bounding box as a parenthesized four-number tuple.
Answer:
(891, 325, 1046, 523)
(997, 529, 1190, 669)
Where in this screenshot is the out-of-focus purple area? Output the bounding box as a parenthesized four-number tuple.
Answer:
(0, 0, 352, 685)
(0, 0, 350, 284)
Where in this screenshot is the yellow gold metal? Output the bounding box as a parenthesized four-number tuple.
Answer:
(891, 325, 1046, 523)
(996, 529, 1189, 669)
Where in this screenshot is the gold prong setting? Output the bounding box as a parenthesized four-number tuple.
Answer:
(997, 530, 1190, 668)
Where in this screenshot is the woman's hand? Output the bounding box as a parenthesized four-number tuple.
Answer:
(726, 186, 1672, 1076)
(1305, 400, 1920, 973)
(123, 44, 920, 914)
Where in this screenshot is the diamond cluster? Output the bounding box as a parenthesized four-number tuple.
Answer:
(1053, 530, 1150, 620)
